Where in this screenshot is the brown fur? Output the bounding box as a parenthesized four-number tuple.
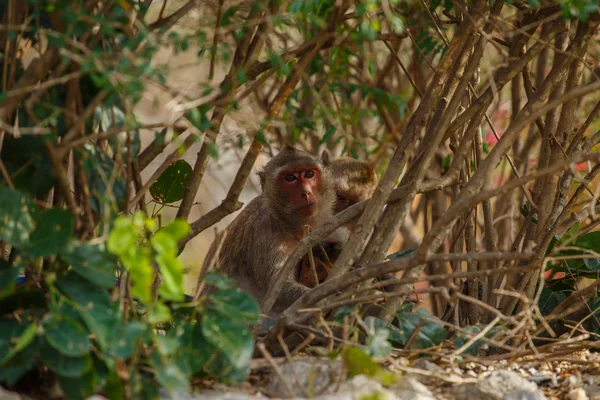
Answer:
(298, 151, 379, 287)
(198, 146, 336, 313)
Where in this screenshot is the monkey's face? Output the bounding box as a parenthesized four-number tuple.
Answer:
(276, 165, 323, 216)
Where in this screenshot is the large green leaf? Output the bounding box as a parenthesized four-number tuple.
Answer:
(55, 273, 118, 350)
(575, 231, 600, 271)
(149, 160, 192, 204)
(43, 313, 91, 357)
(58, 369, 96, 400)
(201, 307, 254, 369)
(364, 316, 405, 349)
(0, 187, 40, 248)
(394, 308, 447, 349)
(203, 351, 251, 385)
(0, 319, 35, 364)
(151, 353, 190, 394)
(107, 322, 147, 359)
(61, 242, 117, 288)
(25, 208, 73, 257)
(0, 337, 40, 385)
(209, 289, 261, 324)
(454, 325, 502, 355)
(158, 219, 190, 243)
(171, 322, 213, 376)
(538, 287, 566, 316)
(156, 253, 184, 302)
(40, 340, 92, 378)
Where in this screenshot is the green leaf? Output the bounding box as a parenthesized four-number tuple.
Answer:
(172, 322, 213, 375)
(0, 337, 40, 385)
(156, 254, 185, 302)
(55, 273, 117, 350)
(333, 305, 357, 323)
(343, 346, 398, 385)
(343, 346, 379, 377)
(209, 289, 261, 324)
(574, 231, 600, 270)
(108, 322, 147, 359)
(364, 317, 405, 349)
(24, 208, 73, 257)
(43, 314, 91, 357)
(201, 308, 254, 369)
(0, 319, 36, 365)
(386, 248, 416, 260)
(61, 242, 117, 289)
(366, 328, 392, 359)
(320, 126, 336, 144)
(159, 219, 190, 243)
(203, 351, 250, 385)
(151, 230, 178, 255)
(394, 308, 447, 349)
(0, 187, 40, 248)
(40, 340, 92, 378)
(186, 108, 212, 132)
(59, 369, 96, 400)
(538, 287, 566, 316)
(152, 354, 190, 394)
(107, 225, 137, 256)
(203, 272, 236, 290)
(148, 301, 173, 324)
(454, 325, 502, 355)
(149, 160, 193, 204)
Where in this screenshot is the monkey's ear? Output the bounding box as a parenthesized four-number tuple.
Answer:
(258, 171, 267, 190)
(362, 164, 377, 183)
(320, 149, 332, 166)
(283, 143, 295, 152)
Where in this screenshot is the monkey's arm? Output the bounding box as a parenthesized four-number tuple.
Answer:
(270, 280, 310, 314)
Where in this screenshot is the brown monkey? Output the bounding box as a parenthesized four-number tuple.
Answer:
(298, 151, 379, 288)
(197, 145, 336, 313)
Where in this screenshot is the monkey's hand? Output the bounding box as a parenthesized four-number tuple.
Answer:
(298, 253, 331, 288)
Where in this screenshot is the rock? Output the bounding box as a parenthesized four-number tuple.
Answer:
(584, 384, 600, 400)
(568, 388, 589, 400)
(454, 370, 547, 400)
(389, 377, 437, 400)
(413, 359, 443, 374)
(0, 388, 22, 400)
(267, 358, 343, 397)
(160, 390, 263, 400)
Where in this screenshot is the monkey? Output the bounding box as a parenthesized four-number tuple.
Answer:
(197, 145, 336, 314)
(298, 150, 379, 288)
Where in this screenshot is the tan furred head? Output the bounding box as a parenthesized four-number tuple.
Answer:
(258, 145, 335, 226)
(321, 150, 378, 214)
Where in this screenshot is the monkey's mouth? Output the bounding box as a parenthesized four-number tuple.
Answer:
(297, 202, 317, 214)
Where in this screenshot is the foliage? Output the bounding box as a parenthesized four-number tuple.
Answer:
(0, 199, 259, 398)
(1, 0, 600, 396)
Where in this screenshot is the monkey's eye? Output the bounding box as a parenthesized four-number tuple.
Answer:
(284, 174, 297, 182)
(337, 193, 346, 201)
(304, 170, 315, 179)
